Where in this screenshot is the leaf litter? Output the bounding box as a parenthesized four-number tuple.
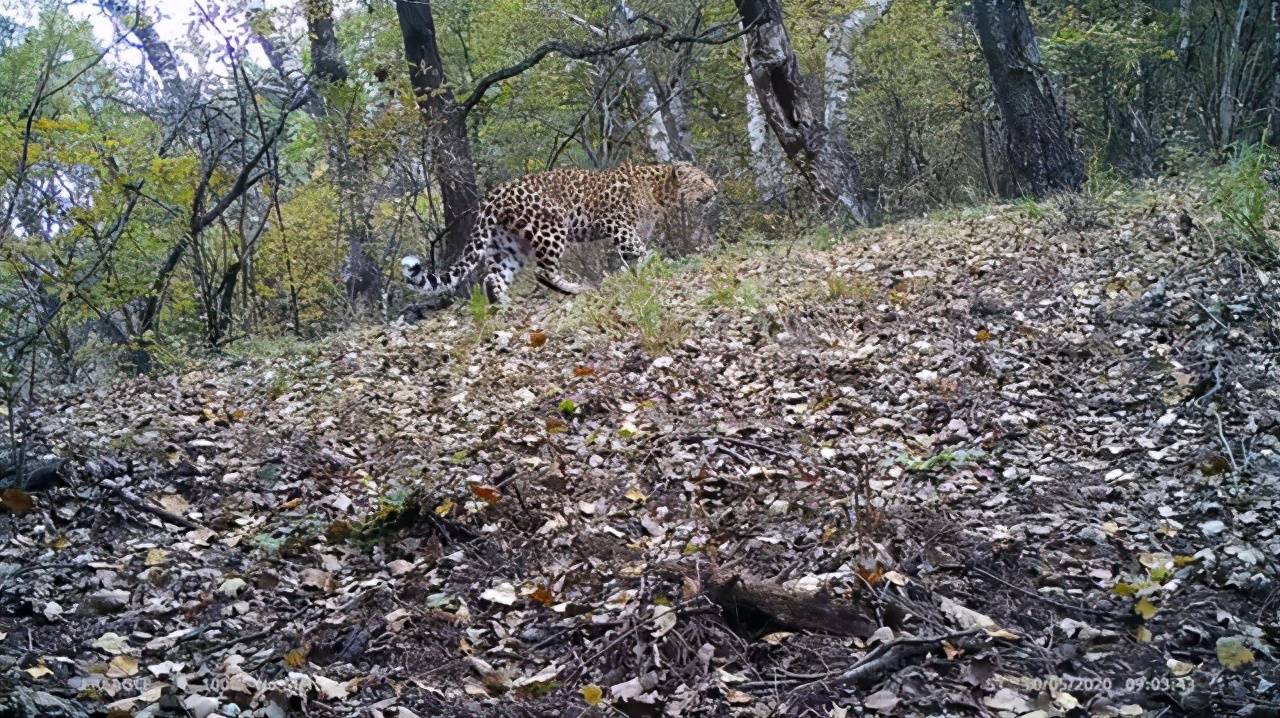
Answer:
(2, 184, 1277, 716)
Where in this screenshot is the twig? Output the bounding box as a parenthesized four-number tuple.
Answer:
(1211, 409, 1241, 473)
(796, 628, 983, 691)
(108, 484, 208, 532)
(961, 565, 1115, 618)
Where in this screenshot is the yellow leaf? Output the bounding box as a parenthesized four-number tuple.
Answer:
(25, 665, 52, 679)
(49, 535, 70, 550)
(107, 655, 139, 678)
(1173, 555, 1197, 567)
(545, 417, 568, 434)
(1134, 598, 1157, 620)
(145, 549, 169, 567)
(283, 646, 310, 668)
(434, 499, 455, 517)
(469, 484, 501, 504)
(1216, 637, 1255, 670)
(2, 488, 34, 514)
(1112, 582, 1139, 597)
(580, 683, 604, 706)
(1136, 626, 1153, 643)
(974, 328, 992, 342)
(624, 487, 647, 503)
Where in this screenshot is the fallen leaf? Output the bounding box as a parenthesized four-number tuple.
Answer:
(1, 489, 33, 514)
(158, 494, 189, 515)
(864, 689, 899, 713)
(580, 684, 604, 706)
(528, 330, 547, 347)
(107, 655, 139, 678)
(145, 548, 169, 567)
(1216, 636, 1255, 670)
(573, 366, 595, 377)
(25, 665, 52, 679)
(1134, 598, 1158, 620)
(315, 674, 355, 700)
(545, 417, 568, 434)
(480, 582, 518, 606)
(530, 586, 555, 606)
(469, 484, 501, 504)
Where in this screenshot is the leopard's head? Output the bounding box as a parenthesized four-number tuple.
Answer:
(673, 164, 718, 207)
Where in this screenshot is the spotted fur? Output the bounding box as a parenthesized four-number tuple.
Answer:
(402, 163, 717, 304)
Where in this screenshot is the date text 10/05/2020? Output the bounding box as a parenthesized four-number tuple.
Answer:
(996, 674, 1196, 694)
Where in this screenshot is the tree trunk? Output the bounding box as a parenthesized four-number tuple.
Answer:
(743, 57, 787, 205)
(303, 0, 380, 301)
(1218, 0, 1250, 147)
(615, 2, 696, 163)
(395, 0, 481, 263)
(1272, 0, 1280, 142)
(823, 1, 890, 141)
(1178, 0, 1194, 65)
(735, 0, 871, 223)
(972, 0, 1084, 197)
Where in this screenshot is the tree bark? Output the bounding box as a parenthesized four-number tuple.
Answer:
(735, 0, 871, 223)
(302, 0, 380, 301)
(395, 0, 481, 263)
(972, 0, 1084, 197)
(613, 2, 695, 163)
(1217, 0, 1250, 147)
(1272, 0, 1280, 142)
(743, 57, 787, 205)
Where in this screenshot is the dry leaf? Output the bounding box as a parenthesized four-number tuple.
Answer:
(573, 365, 596, 377)
(145, 548, 169, 567)
(1, 489, 34, 514)
(469, 484, 501, 504)
(530, 586, 555, 605)
(107, 655, 139, 678)
(24, 665, 52, 679)
(528, 330, 548, 348)
(158, 494, 189, 515)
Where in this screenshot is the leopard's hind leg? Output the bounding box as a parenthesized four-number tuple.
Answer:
(481, 229, 528, 304)
(532, 223, 588, 295)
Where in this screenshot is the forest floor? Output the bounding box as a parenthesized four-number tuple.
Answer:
(3, 181, 1279, 718)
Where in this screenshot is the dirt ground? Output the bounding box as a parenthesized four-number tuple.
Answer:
(2, 183, 1277, 717)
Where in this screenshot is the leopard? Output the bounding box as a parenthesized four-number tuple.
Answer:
(401, 163, 718, 305)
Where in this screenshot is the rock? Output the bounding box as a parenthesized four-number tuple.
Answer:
(0, 687, 90, 718)
(81, 588, 130, 615)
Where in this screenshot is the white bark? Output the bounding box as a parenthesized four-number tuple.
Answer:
(1178, 0, 1193, 63)
(743, 57, 786, 204)
(1218, 0, 1249, 145)
(822, 1, 891, 140)
(615, 1, 694, 162)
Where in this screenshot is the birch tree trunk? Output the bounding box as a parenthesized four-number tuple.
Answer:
(744, 59, 786, 205)
(1272, 0, 1280, 141)
(972, 0, 1084, 196)
(1217, 0, 1250, 147)
(615, 2, 695, 163)
(822, 1, 890, 153)
(735, 0, 871, 223)
(1178, 0, 1194, 65)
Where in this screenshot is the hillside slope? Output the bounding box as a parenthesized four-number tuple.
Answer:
(4, 185, 1278, 717)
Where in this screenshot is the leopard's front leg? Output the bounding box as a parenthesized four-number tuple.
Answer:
(614, 215, 657, 269)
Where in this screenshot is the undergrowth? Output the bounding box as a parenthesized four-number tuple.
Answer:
(1212, 142, 1278, 266)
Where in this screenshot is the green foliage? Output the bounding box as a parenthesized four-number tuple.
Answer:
(467, 284, 493, 331)
(1212, 144, 1279, 265)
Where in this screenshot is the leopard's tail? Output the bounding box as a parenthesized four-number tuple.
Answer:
(401, 218, 493, 298)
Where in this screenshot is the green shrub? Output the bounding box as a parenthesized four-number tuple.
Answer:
(1212, 143, 1278, 265)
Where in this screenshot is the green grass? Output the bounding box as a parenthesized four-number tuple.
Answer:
(1212, 142, 1278, 266)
